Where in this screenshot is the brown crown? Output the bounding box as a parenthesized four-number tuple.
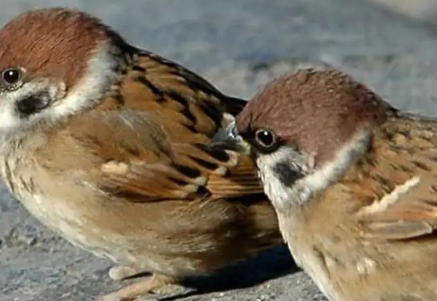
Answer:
(236, 68, 395, 165)
(0, 8, 124, 89)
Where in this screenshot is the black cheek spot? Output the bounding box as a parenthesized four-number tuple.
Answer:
(16, 93, 51, 117)
(272, 161, 303, 185)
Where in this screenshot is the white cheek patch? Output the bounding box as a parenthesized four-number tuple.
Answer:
(49, 43, 117, 119)
(0, 79, 65, 145)
(258, 164, 295, 211)
(0, 42, 118, 144)
(256, 147, 310, 211)
(256, 130, 371, 211)
(0, 98, 20, 133)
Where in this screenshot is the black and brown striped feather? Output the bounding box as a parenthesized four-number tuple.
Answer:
(65, 49, 259, 203)
(332, 112, 437, 241)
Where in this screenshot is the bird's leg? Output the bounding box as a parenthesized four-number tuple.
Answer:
(98, 273, 178, 301)
(108, 266, 142, 280)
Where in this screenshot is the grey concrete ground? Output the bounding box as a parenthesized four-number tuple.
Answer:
(1, 0, 437, 300)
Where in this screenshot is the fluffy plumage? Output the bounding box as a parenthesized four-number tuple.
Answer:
(228, 68, 437, 301)
(0, 8, 281, 301)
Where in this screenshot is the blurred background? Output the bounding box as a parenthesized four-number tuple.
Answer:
(1, 1, 437, 300)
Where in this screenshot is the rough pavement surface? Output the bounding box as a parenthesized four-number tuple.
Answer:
(1, 0, 437, 300)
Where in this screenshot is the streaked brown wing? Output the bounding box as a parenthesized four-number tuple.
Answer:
(354, 115, 437, 240)
(207, 153, 263, 197)
(101, 50, 247, 139)
(66, 48, 262, 203)
(69, 110, 261, 202)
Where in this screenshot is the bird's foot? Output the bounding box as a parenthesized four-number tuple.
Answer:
(109, 266, 143, 281)
(97, 273, 179, 301)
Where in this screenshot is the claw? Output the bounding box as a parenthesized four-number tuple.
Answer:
(98, 273, 177, 301)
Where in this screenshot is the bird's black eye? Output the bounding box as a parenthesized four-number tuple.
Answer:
(254, 129, 279, 151)
(2, 68, 22, 85)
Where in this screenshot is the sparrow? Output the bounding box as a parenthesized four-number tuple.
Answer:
(223, 68, 437, 301)
(0, 8, 282, 301)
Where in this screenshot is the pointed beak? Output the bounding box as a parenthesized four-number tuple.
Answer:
(210, 135, 252, 155)
(211, 122, 252, 154)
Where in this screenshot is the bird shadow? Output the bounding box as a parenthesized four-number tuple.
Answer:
(123, 244, 299, 300)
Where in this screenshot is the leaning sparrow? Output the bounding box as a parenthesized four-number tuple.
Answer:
(0, 8, 282, 301)
(224, 68, 437, 301)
